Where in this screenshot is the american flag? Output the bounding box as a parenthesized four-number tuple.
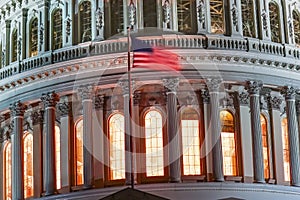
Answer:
(131, 37, 181, 71)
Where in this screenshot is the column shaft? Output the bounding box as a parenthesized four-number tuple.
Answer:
(286, 99, 300, 186)
(210, 91, 224, 181)
(167, 91, 181, 182)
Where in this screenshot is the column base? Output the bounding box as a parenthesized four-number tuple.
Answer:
(169, 178, 181, 183)
(214, 178, 225, 182)
(254, 180, 266, 184)
(291, 183, 300, 187)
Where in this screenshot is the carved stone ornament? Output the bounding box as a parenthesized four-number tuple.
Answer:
(133, 91, 142, 105)
(261, 9, 268, 36)
(296, 100, 300, 114)
(281, 85, 297, 100)
(205, 78, 222, 92)
(2, 49, 5, 67)
(9, 101, 27, 117)
(268, 96, 283, 110)
(231, 3, 238, 31)
(288, 18, 294, 39)
(95, 8, 104, 31)
(41, 91, 60, 108)
(128, 0, 136, 27)
(94, 95, 104, 109)
(163, 78, 179, 93)
(237, 91, 249, 105)
(162, 0, 171, 24)
(65, 16, 72, 36)
(200, 88, 210, 104)
(197, 0, 205, 25)
(245, 80, 263, 95)
(40, 23, 44, 46)
(57, 102, 71, 116)
(221, 95, 234, 108)
(31, 110, 44, 125)
(17, 37, 22, 57)
(78, 85, 94, 100)
(118, 80, 135, 96)
(260, 95, 268, 110)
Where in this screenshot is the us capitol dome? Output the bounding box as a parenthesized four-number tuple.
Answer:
(0, 0, 300, 199)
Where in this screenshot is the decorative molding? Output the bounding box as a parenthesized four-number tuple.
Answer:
(41, 91, 60, 108)
(94, 95, 104, 110)
(162, 0, 171, 24)
(118, 80, 135, 96)
(260, 95, 268, 110)
(128, 0, 136, 27)
(9, 101, 27, 117)
(261, 9, 268, 36)
(197, 0, 205, 25)
(237, 91, 249, 105)
(281, 85, 297, 100)
(65, 16, 72, 36)
(245, 80, 263, 95)
(39, 23, 44, 47)
(231, 3, 238, 32)
(133, 91, 142, 106)
(162, 78, 179, 93)
(31, 109, 44, 125)
(95, 7, 103, 31)
(296, 100, 300, 114)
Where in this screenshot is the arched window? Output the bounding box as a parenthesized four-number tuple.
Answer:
(261, 115, 270, 179)
(292, 10, 300, 46)
(241, 0, 255, 37)
(29, 18, 38, 57)
(269, 2, 281, 43)
(75, 119, 84, 185)
(177, 0, 197, 34)
(145, 110, 164, 177)
(4, 142, 12, 200)
(210, 0, 224, 34)
(181, 107, 201, 175)
(79, 1, 92, 43)
(220, 110, 236, 176)
(109, 113, 125, 180)
(282, 117, 290, 181)
(11, 29, 18, 62)
(104, 0, 124, 38)
(24, 133, 34, 198)
(143, 0, 157, 28)
(53, 9, 63, 50)
(55, 125, 61, 189)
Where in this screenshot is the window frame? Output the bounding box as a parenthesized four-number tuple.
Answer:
(3, 141, 12, 200)
(11, 28, 18, 63)
(23, 131, 34, 199)
(73, 117, 84, 186)
(29, 17, 38, 57)
(179, 106, 206, 181)
(78, 0, 92, 43)
(51, 8, 63, 50)
(139, 107, 169, 184)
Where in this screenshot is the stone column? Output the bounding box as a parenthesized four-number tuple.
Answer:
(245, 80, 265, 183)
(41, 92, 59, 195)
(205, 78, 224, 182)
(296, 101, 300, 140)
(93, 94, 105, 188)
(118, 80, 133, 185)
(57, 98, 73, 193)
(78, 85, 94, 188)
(267, 95, 285, 185)
(132, 91, 141, 183)
(10, 101, 27, 200)
(31, 109, 44, 198)
(281, 86, 300, 186)
(163, 78, 181, 182)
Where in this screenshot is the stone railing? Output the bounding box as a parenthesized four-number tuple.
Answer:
(0, 34, 300, 80)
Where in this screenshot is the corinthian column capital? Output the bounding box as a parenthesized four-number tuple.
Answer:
(280, 85, 297, 100)
(205, 78, 222, 92)
(9, 101, 27, 117)
(78, 85, 95, 100)
(41, 91, 60, 108)
(245, 80, 263, 95)
(162, 78, 179, 93)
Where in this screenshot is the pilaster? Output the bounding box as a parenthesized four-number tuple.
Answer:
(197, 0, 210, 34)
(31, 108, 44, 198)
(57, 98, 73, 193)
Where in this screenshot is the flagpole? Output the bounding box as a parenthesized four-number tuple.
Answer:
(127, 26, 135, 189)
